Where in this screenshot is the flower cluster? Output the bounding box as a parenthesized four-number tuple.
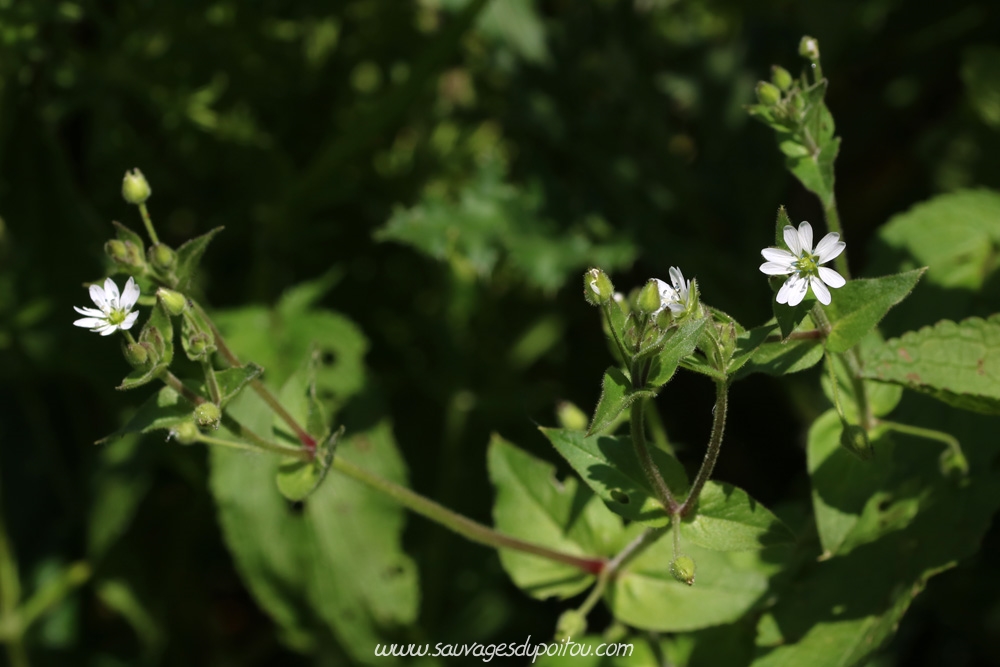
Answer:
(759, 221, 845, 306)
(654, 266, 694, 315)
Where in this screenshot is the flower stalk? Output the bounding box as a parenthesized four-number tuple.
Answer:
(680, 379, 728, 517)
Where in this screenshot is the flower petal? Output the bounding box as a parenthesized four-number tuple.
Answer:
(121, 277, 141, 310)
(783, 225, 802, 256)
(121, 311, 140, 330)
(786, 275, 810, 307)
(103, 277, 121, 309)
(669, 266, 685, 292)
(761, 247, 795, 264)
(89, 283, 109, 311)
(797, 221, 814, 254)
(818, 266, 846, 288)
(810, 275, 831, 305)
(775, 277, 793, 304)
(98, 324, 119, 336)
(74, 306, 105, 317)
(667, 302, 685, 313)
(814, 233, 845, 263)
(74, 317, 107, 329)
(760, 262, 794, 276)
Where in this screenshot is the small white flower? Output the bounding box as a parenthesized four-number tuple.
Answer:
(759, 221, 846, 306)
(654, 266, 693, 314)
(73, 277, 141, 336)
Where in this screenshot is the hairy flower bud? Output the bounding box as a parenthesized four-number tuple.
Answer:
(799, 36, 820, 62)
(840, 424, 873, 461)
(555, 401, 589, 432)
(105, 239, 145, 268)
(637, 279, 661, 315)
(122, 168, 152, 205)
(670, 555, 696, 586)
(554, 609, 587, 642)
(195, 402, 222, 430)
(771, 65, 793, 91)
(148, 243, 176, 272)
(156, 288, 188, 316)
(583, 268, 614, 306)
(755, 81, 782, 106)
(123, 342, 151, 369)
(171, 420, 200, 445)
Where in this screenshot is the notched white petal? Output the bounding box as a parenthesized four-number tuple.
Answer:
(785, 276, 810, 307)
(122, 311, 140, 330)
(98, 324, 118, 336)
(74, 317, 105, 329)
(815, 234, 845, 263)
(121, 277, 141, 310)
(89, 284, 109, 310)
(818, 266, 846, 288)
(761, 247, 795, 264)
(103, 277, 121, 307)
(782, 225, 802, 256)
(760, 262, 793, 276)
(797, 221, 814, 253)
(810, 275, 831, 305)
(775, 278, 793, 304)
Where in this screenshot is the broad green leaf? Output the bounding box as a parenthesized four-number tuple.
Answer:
(588, 367, 655, 435)
(727, 324, 773, 376)
(823, 269, 924, 353)
(820, 336, 903, 421)
(785, 137, 839, 209)
(99, 386, 191, 441)
(606, 525, 788, 632)
(753, 399, 1000, 667)
(173, 226, 224, 290)
(542, 427, 688, 527)
(212, 389, 418, 662)
(275, 429, 340, 502)
(647, 317, 708, 387)
(731, 317, 823, 379)
(683, 482, 794, 551)
(861, 315, 1000, 414)
(215, 363, 263, 407)
(487, 435, 622, 599)
(807, 410, 895, 556)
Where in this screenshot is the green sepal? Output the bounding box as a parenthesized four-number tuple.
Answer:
(215, 363, 264, 408)
(587, 367, 656, 436)
(823, 269, 925, 353)
(118, 303, 174, 390)
(112, 220, 146, 256)
(181, 302, 216, 361)
(646, 317, 708, 387)
(600, 300, 629, 364)
(173, 226, 224, 290)
(276, 426, 343, 502)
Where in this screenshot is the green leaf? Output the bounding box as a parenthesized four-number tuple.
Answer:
(647, 317, 709, 387)
(275, 428, 341, 502)
(683, 482, 794, 551)
(588, 367, 655, 435)
(605, 525, 788, 632)
(542, 427, 687, 527)
(112, 220, 145, 254)
(962, 46, 1000, 128)
(211, 389, 418, 662)
(861, 315, 1000, 414)
(820, 336, 903, 421)
(487, 435, 621, 599)
(101, 386, 191, 440)
(823, 269, 925, 353)
(173, 226, 224, 290)
(807, 410, 895, 556)
(736, 334, 823, 379)
(215, 363, 263, 407)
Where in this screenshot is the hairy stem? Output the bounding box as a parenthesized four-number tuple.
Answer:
(576, 527, 667, 618)
(163, 371, 206, 406)
(198, 430, 311, 461)
(138, 203, 160, 246)
(878, 420, 969, 475)
(201, 359, 221, 405)
(631, 401, 679, 515)
(601, 303, 629, 364)
(332, 456, 605, 575)
(680, 379, 729, 517)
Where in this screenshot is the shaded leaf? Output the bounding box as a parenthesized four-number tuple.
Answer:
(823, 269, 925, 353)
(647, 317, 708, 387)
(862, 315, 1000, 414)
(683, 482, 794, 552)
(215, 363, 263, 407)
(173, 226, 224, 290)
(588, 367, 655, 435)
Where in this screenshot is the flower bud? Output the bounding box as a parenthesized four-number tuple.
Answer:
(195, 402, 222, 430)
(840, 424, 873, 461)
(171, 420, 200, 445)
(771, 65, 793, 91)
(755, 81, 782, 106)
(554, 609, 587, 642)
(156, 288, 188, 316)
(148, 243, 176, 272)
(583, 268, 614, 306)
(122, 168, 151, 205)
(799, 36, 820, 62)
(187, 332, 210, 357)
(637, 279, 661, 315)
(123, 342, 151, 369)
(669, 555, 696, 586)
(555, 401, 589, 432)
(105, 239, 145, 268)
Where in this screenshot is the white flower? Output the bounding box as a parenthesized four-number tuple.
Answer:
(759, 221, 846, 306)
(73, 277, 141, 336)
(654, 266, 693, 314)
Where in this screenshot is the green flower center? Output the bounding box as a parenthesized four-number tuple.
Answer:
(106, 308, 128, 326)
(794, 253, 820, 276)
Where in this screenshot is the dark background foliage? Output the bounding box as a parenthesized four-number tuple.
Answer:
(1, 0, 999, 664)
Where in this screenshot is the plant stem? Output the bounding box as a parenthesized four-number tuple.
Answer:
(878, 420, 969, 475)
(630, 401, 679, 515)
(764, 328, 825, 344)
(191, 301, 317, 452)
(601, 303, 629, 364)
(575, 527, 667, 618)
(163, 371, 206, 406)
(822, 197, 851, 280)
(138, 203, 160, 246)
(198, 431, 311, 461)
(17, 562, 91, 632)
(331, 456, 605, 575)
(679, 379, 729, 517)
(0, 462, 29, 667)
(201, 359, 221, 405)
